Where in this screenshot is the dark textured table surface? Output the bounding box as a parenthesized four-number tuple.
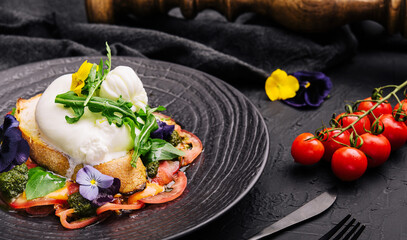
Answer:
(1, 1, 407, 240)
(186, 49, 407, 240)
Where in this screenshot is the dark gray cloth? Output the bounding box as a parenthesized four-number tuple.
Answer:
(0, 0, 357, 85)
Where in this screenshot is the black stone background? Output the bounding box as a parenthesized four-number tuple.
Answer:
(1, 1, 407, 239)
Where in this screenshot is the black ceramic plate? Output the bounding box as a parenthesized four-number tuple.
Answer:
(0, 57, 269, 239)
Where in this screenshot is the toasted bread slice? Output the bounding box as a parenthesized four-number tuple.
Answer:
(15, 94, 146, 194)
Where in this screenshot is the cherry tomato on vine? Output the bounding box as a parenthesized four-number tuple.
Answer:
(331, 147, 368, 181)
(291, 133, 324, 165)
(357, 97, 392, 123)
(394, 99, 407, 122)
(357, 133, 391, 167)
(318, 128, 350, 162)
(335, 112, 371, 136)
(380, 114, 407, 150)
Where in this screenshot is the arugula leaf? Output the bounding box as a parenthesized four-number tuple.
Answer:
(55, 91, 138, 127)
(84, 42, 112, 106)
(143, 139, 185, 163)
(25, 167, 66, 200)
(80, 64, 98, 96)
(131, 111, 158, 167)
(55, 92, 86, 123)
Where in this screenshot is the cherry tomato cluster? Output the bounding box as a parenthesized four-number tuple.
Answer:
(291, 88, 407, 181)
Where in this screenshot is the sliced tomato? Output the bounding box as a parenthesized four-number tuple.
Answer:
(9, 194, 67, 209)
(178, 130, 203, 166)
(67, 182, 80, 195)
(140, 171, 187, 204)
(25, 158, 38, 169)
(55, 208, 110, 229)
(153, 112, 202, 166)
(151, 160, 180, 185)
(96, 201, 145, 215)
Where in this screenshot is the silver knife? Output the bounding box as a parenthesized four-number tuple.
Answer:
(249, 188, 337, 240)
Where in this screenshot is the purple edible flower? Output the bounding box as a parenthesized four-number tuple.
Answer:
(283, 71, 332, 108)
(91, 178, 121, 207)
(150, 120, 174, 140)
(76, 165, 115, 201)
(0, 114, 30, 173)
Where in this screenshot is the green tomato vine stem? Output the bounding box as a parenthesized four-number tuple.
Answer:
(333, 80, 407, 138)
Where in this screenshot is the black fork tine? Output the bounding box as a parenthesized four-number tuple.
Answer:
(319, 214, 351, 240)
(319, 214, 366, 240)
(343, 222, 360, 240)
(349, 224, 366, 240)
(334, 218, 356, 240)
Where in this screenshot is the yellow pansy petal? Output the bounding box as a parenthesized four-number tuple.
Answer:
(266, 85, 280, 101)
(273, 69, 289, 85)
(265, 69, 300, 102)
(265, 74, 279, 101)
(76, 61, 93, 79)
(284, 75, 300, 91)
(72, 80, 85, 96)
(70, 60, 93, 95)
(279, 87, 296, 100)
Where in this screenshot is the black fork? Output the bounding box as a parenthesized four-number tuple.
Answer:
(318, 214, 366, 240)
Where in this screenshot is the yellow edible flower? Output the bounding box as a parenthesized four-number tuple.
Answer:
(70, 60, 93, 96)
(265, 69, 299, 101)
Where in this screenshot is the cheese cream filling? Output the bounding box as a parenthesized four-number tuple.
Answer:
(35, 66, 148, 176)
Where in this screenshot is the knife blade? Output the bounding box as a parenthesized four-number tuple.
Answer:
(249, 188, 337, 240)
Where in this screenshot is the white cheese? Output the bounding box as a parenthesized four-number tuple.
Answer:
(35, 71, 143, 171)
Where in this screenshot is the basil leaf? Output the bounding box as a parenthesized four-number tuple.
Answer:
(27, 166, 43, 179)
(25, 167, 66, 200)
(143, 139, 185, 163)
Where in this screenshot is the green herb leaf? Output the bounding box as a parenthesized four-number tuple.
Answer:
(131, 111, 158, 167)
(55, 91, 138, 126)
(80, 64, 98, 96)
(143, 139, 185, 163)
(84, 43, 112, 106)
(25, 167, 66, 200)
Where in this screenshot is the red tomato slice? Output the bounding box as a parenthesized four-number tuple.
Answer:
(96, 201, 145, 215)
(151, 160, 180, 185)
(25, 158, 38, 169)
(140, 171, 187, 204)
(9, 194, 67, 209)
(178, 130, 203, 166)
(153, 112, 202, 166)
(55, 208, 110, 229)
(67, 182, 80, 195)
